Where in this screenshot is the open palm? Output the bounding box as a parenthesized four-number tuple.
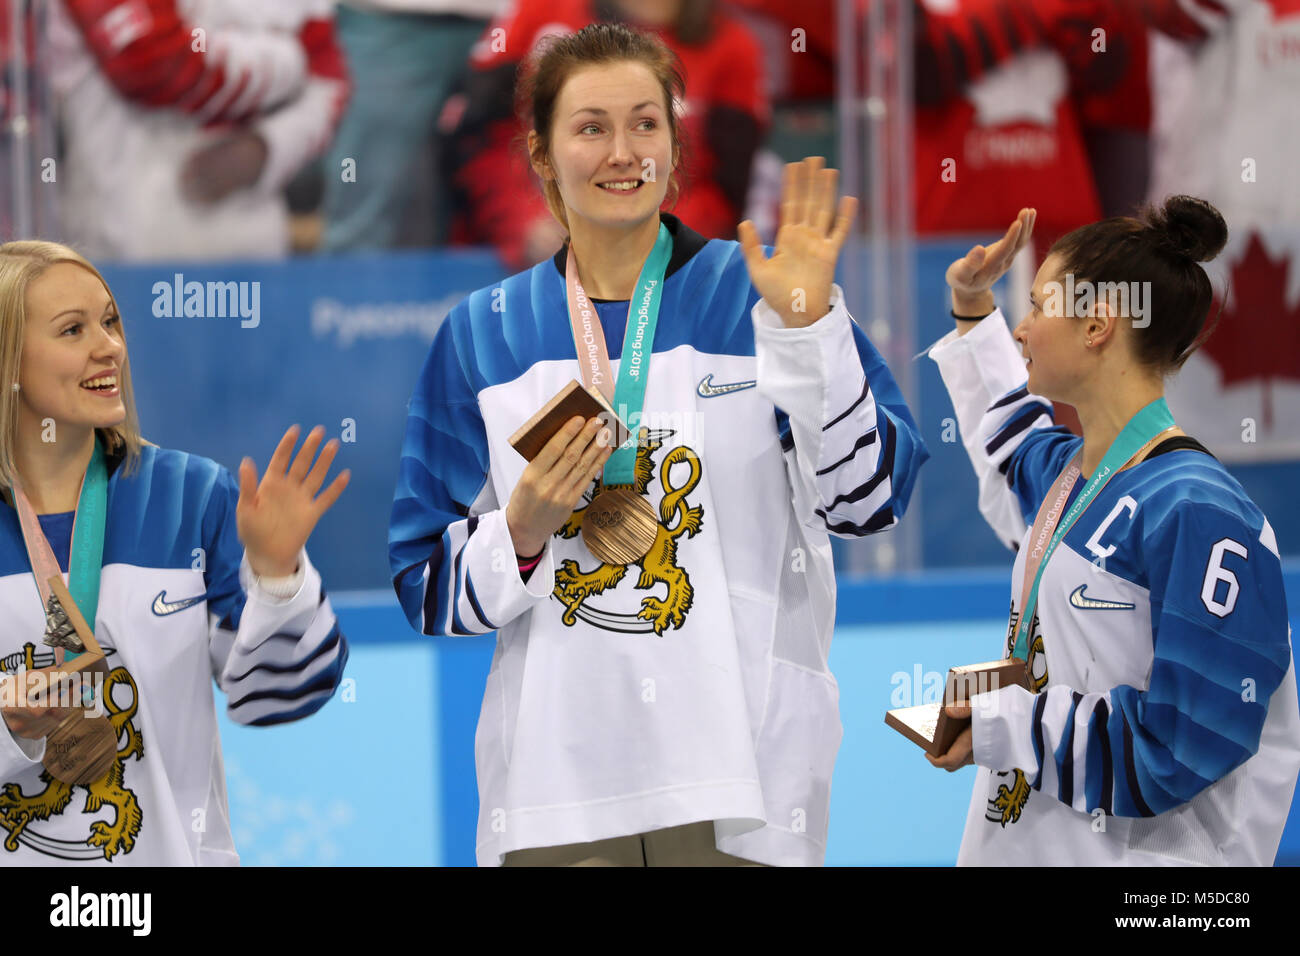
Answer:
(237, 425, 350, 578)
(738, 156, 858, 329)
(946, 208, 1036, 304)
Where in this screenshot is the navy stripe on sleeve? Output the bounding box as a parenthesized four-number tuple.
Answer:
(820, 416, 896, 512)
(985, 401, 1053, 457)
(422, 536, 446, 635)
(1122, 718, 1156, 817)
(823, 379, 871, 431)
(815, 428, 877, 476)
(227, 651, 348, 711)
(1095, 699, 1114, 816)
(1059, 690, 1082, 805)
(223, 627, 344, 681)
(1030, 691, 1048, 791)
(989, 385, 1029, 411)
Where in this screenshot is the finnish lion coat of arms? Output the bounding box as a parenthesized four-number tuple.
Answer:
(552, 428, 702, 635)
(0, 642, 144, 861)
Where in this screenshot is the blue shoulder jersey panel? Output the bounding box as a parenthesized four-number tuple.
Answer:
(1031, 449, 1291, 817)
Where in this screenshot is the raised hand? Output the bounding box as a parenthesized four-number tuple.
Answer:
(946, 207, 1036, 315)
(738, 156, 858, 329)
(237, 425, 351, 578)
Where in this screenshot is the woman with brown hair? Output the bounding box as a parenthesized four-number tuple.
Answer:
(445, 0, 769, 268)
(389, 23, 928, 866)
(0, 241, 350, 864)
(927, 201, 1300, 865)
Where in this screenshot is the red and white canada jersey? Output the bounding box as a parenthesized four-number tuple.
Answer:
(47, 0, 347, 261)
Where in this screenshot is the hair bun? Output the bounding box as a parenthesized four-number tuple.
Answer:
(1146, 195, 1228, 263)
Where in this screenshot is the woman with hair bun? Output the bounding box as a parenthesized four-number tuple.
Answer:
(926, 197, 1300, 865)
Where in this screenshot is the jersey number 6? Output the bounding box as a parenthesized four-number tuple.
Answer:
(1202, 537, 1248, 618)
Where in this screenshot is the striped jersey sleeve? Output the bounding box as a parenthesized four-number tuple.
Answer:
(202, 466, 348, 727)
(972, 486, 1291, 817)
(929, 310, 1079, 549)
(62, 0, 309, 124)
(754, 283, 927, 538)
(250, 9, 350, 194)
(388, 302, 555, 637)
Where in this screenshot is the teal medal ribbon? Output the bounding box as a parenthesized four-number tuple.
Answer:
(563, 221, 673, 486)
(66, 437, 109, 656)
(10, 435, 119, 786)
(11, 434, 109, 662)
(563, 221, 673, 566)
(1011, 398, 1176, 662)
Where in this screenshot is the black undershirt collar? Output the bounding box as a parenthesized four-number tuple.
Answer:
(550, 211, 708, 303)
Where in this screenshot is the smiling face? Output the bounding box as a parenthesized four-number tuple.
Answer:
(1013, 253, 1094, 403)
(18, 262, 128, 440)
(533, 60, 677, 234)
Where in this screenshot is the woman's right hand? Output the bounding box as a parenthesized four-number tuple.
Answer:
(945, 207, 1036, 315)
(1, 668, 81, 740)
(506, 416, 614, 558)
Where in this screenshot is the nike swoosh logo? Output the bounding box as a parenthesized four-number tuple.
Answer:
(697, 374, 757, 398)
(152, 591, 205, 617)
(1069, 584, 1135, 611)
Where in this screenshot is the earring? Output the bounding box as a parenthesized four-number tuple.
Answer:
(1086, 338, 1094, 347)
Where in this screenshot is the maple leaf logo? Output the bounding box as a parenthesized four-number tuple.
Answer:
(1202, 234, 1300, 431)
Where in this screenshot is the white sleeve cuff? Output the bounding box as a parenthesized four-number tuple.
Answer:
(241, 548, 310, 605)
(752, 283, 865, 436)
(927, 308, 1029, 402)
(751, 282, 848, 334)
(461, 509, 556, 625)
(971, 683, 1039, 773)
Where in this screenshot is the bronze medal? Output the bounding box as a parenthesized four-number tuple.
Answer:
(43, 710, 117, 785)
(36, 581, 116, 785)
(582, 486, 659, 565)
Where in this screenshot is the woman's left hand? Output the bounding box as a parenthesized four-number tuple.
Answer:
(738, 156, 858, 329)
(237, 425, 351, 578)
(926, 702, 975, 771)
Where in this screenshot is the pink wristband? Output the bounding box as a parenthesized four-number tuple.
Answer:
(517, 551, 544, 573)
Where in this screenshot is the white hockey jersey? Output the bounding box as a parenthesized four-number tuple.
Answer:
(389, 212, 928, 866)
(0, 443, 348, 865)
(46, 0, 346, 261)
(930, 313, 1300, 866)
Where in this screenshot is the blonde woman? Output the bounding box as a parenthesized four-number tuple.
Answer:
(0, 241, 350, 864)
